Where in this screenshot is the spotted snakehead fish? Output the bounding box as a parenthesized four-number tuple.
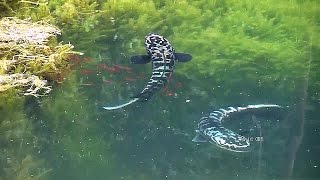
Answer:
(103, 33, 192, 110)
(192, 104, 281, 152)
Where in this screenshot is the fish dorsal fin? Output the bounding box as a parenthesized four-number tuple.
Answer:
(130, 55, 151, 64)
(174, 53, 192, 62)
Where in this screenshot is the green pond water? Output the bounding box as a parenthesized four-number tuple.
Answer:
(0, 0, 319, 180)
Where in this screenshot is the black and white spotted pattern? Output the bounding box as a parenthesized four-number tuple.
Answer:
(134, 33, 176, 101)
(193, 104, 281, 152)
(103, 33, 191, 110)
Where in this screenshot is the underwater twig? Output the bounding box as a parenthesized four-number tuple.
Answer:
(32, 168, 53, 179)
(18, 0, 40, 6)
(252, 115, 263, 179)
(78, 10, 100, 15)
(285, 33, 313, 179)
(285, 79, 307, 180)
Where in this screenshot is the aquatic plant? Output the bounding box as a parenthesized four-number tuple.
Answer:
(171, 0, 318, 103)
(0, 17, 78, 97)
(0, 91, 52, 180)
(36, 74, 117, 180)
(0, 16, 78, 180)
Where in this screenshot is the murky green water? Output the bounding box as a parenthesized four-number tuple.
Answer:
(1, 0, 319, 180)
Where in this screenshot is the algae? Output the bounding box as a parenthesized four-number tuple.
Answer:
(0, 17, 77, 97)
(0, 91, 52, 180)
(0, 16, 77, 180)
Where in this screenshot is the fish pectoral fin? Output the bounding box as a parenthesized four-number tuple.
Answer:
(130, 55, 151, 64)
(192, 134, 208, 143)
(174, 53, 192, 62)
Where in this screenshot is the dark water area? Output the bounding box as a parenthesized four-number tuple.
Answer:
(1, 0, 319, 180)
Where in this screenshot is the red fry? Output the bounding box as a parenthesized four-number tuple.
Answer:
(80, 69, 94, 75)
(124, 77, 136, 81)
(175, 82, 183, 88)
(107, 67, 121, 73)
(68, 54, 82, 66)
(114, 64, 132, 71)
(103, 79, 113, 84)
(164, 89, 173, 96)
(83, 57, 92, 62)
(98, 63, 108, 70)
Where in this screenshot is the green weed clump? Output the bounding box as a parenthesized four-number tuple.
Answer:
(0, 17, 78, 97)
(170, 0, 318, 103)
(0, 16, 76, 180)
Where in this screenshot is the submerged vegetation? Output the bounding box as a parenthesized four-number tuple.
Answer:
(0, 0, 319, 180)
(0, 17, 77, 97)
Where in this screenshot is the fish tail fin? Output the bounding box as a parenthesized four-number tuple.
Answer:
(102, 98, 139, 110)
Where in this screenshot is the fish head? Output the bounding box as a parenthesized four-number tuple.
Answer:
(144, 33, 175, 61)
(203, 126, 250, 152)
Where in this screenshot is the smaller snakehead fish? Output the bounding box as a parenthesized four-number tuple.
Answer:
(192, 104, 281, 152)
